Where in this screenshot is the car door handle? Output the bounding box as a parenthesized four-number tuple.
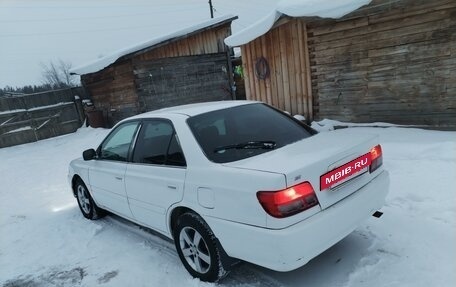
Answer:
(115, 176, 123, 181)
(167, 185, 177, 190)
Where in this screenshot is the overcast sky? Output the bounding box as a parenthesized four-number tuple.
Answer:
(0, 0, 279, 88)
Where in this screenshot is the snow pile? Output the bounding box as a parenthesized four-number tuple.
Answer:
(1, 123, 455, 286)
(5, 126, 33, 134)
(225, 0, 371, 46)
(311, 118, 404, 132)
(278, 0, 371, 18)
(293, 114, 306, 121)
(0, 102, 74, 116)
(0, 108, 26, 115)
(70, 15, 236, 75)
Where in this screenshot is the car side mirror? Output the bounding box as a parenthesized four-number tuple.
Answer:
(83, 149, 97, 161)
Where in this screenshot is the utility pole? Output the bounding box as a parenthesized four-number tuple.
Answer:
(208, 0, 214, 18)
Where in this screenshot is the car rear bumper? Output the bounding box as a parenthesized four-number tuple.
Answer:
(205, 170, 390, 272)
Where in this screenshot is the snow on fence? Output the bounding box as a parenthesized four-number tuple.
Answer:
(0, 87, 87, 148)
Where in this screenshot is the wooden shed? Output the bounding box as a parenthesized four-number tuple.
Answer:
(71, 15, 237, 126)
(226, 0, 456, 128)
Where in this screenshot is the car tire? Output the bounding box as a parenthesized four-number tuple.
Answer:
(74, 179, 104, 220)
(173, 212, 228, 282)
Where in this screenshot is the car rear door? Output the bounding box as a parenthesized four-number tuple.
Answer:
(125, 119, 186, 233)
(88, 121, 139, 219)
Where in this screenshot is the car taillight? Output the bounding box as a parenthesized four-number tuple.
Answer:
(257, 182, 319, 218)
(369, 144, 383, 173)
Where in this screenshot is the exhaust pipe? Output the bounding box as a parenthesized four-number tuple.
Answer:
(372, 211, 383, 218)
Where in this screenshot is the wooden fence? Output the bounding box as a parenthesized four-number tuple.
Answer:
(0, 87, 86, 148)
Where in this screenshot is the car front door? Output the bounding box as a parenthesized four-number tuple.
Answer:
(89, 121, 139, 219)
(125, 119, 186, 233)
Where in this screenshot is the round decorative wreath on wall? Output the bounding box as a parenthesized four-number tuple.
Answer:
(255, 56, 270, 80)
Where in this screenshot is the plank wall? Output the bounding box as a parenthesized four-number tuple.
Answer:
(137, 26, 231, 61)
(241, 19, 313, 119)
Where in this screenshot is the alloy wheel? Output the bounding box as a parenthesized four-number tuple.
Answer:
(179, 226, 211, 274)
(77, 185, 91, 214)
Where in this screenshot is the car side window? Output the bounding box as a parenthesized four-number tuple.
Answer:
(133, 120, 186, 167)
(99, 122, 139, 162)
(166, 134, 186, 167)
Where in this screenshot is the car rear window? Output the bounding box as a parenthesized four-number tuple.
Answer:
(187, 103, 315, 163)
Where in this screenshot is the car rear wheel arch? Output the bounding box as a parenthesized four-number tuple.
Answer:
(169, 206, 195, 238)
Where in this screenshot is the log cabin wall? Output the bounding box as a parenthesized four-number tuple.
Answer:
(81, 61, 137, 126)
(240, 19, 313, 119)
(307, 0, 456, 128)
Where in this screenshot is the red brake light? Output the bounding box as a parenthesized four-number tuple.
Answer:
(369, 144, 383, 173)
(257, 182, 319, 218)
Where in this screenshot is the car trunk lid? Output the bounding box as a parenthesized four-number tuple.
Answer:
(223, 129, 380, 211)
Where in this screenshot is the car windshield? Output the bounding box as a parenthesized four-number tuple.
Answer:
(187, 103, 315, 163)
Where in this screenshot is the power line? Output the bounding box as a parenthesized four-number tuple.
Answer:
(0, 18, 207, 38)
(0, 1, 204, 9)
(1, 49, 103, 57)
(212, 9, 247, 28)
(213, 2, 272, 18)
(0, 8, 206, 23)
(0, 5, 209, 24)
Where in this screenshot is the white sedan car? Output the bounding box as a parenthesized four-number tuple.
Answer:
(68, 101, 389, 282)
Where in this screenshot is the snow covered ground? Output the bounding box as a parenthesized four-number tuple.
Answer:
(1, 122, 455, 287)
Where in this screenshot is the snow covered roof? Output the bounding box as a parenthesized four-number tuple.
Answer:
(225, 0, 371, 47)
(71, 14, 237, 75)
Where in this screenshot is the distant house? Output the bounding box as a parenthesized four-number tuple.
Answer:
(226, 0, 456, 128)
(71, 15, 237, 126)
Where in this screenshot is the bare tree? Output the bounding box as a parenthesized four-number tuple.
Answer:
(41, 59, 78, 89)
